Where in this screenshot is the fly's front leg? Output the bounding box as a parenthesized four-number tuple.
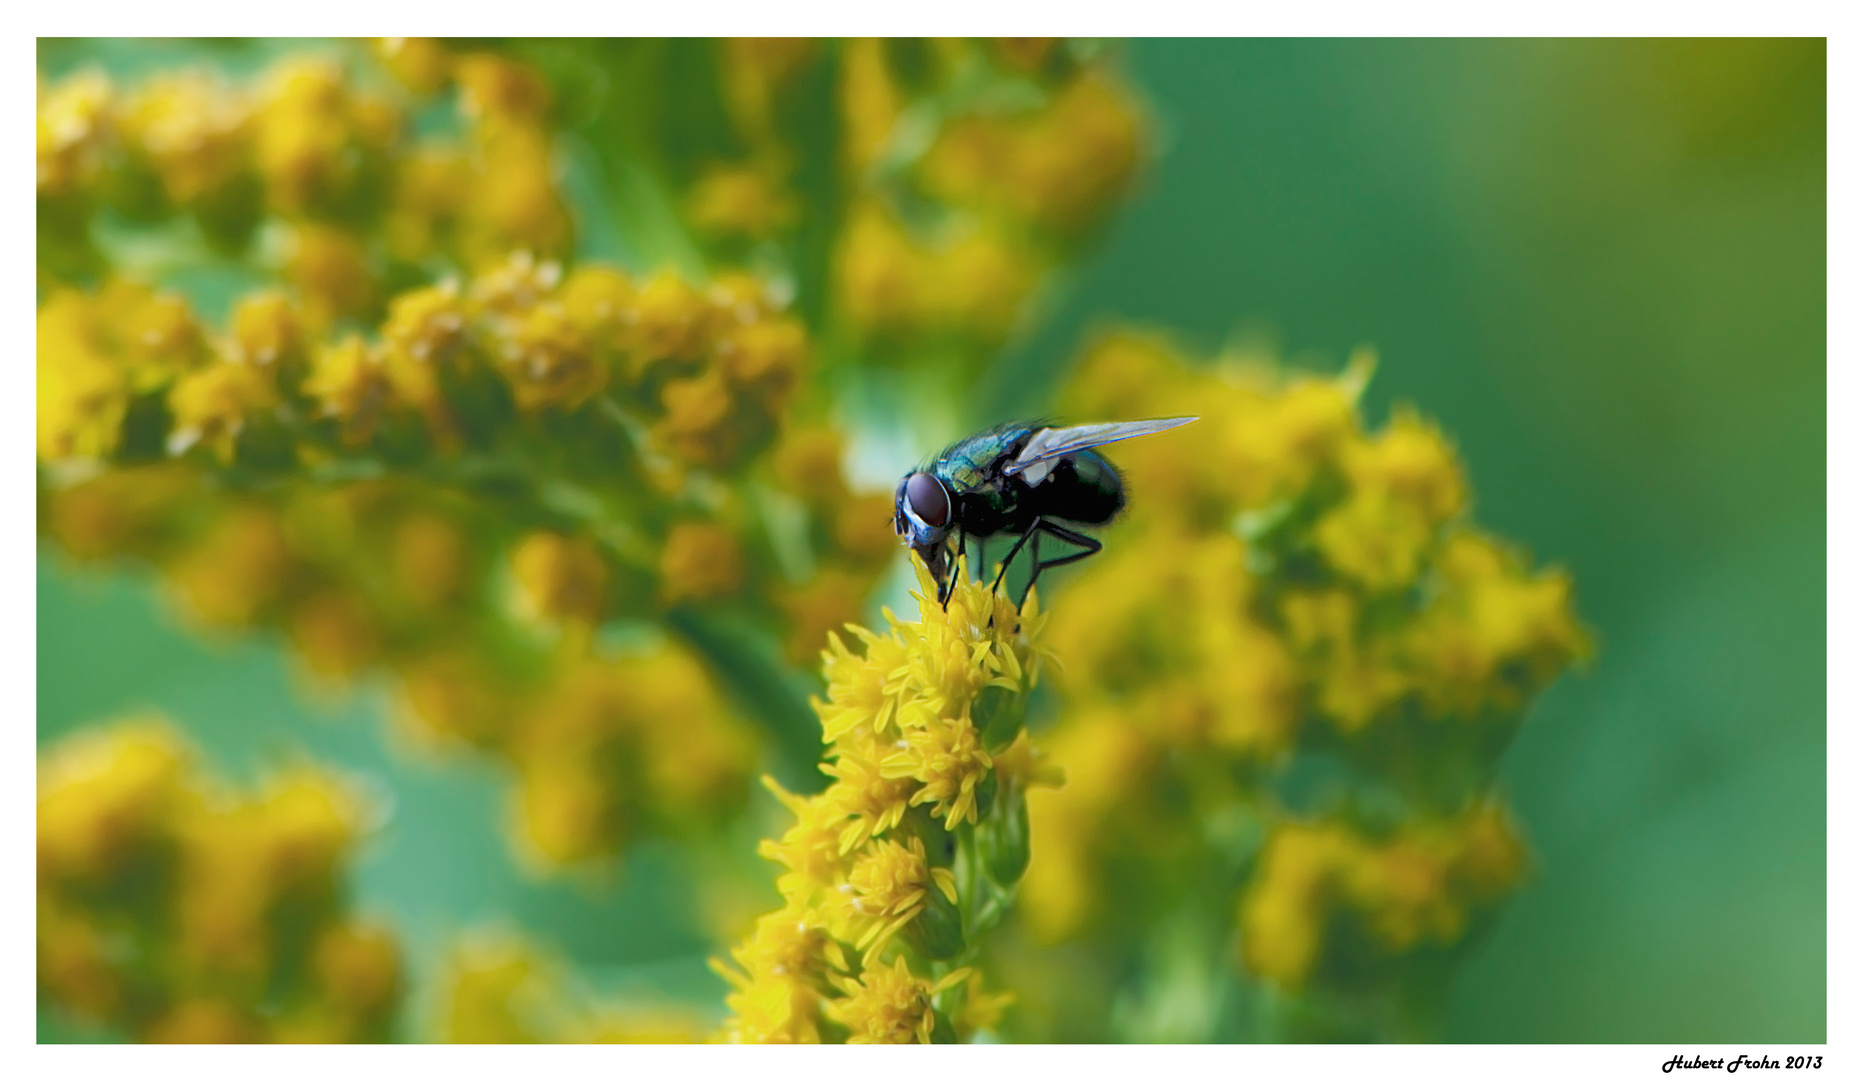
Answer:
(939, 531, 966, 610)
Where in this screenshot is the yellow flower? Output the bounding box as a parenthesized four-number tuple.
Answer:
(302, 336, 396, 446)
(435, 933, 552, 1044)
(881, 715, 994, 829)
(687, 163, 797, 239)
(383, 146, 468, 261)
(655, 369, 743, 468)
(732, 897, 846, 987)
(773, 569, 871, 666)
(715, 317, 807, 405)
(285, 590, 382, 682)
(921, 68, 1144, 234)
(166, 506, 296, 627)
(283, 223, 377, 328)
(630, 271, 708, 377)
(226, 291, 307, 373)
(1313, 410, 1466, 591)
(311, 922, 402, 1031)
(816, 622, 912, 742)
(392, 651, 515, 748)
(837, 39, 903, 173)
(37, 290, 131, 461)
(379, 281, 474, 437)
(757, 780, 852, 900)
(834, 200, 933, 337)
(718, 37, 818, 142)
(39, 718, 396, 1042)
(658, 521, 745, 605)
(41, 464, 197, 561)
(717, 974, 823, 1044)
(827, 830, 953, 960)
(512, 761, 617, 866)
(819, 734, 918, 855)
(37, 718, 189, 884)
(493, 300, 606, 413)
(37, 70, 114, 196)
(463, 124, 570, 265)
(453, 53, 551, 125)
(471, 249, 562, 315)
(825, 956, 970, 1044)
(145, 999, 260, 1044)
(1237, 805, 1532, 991)
(1236, 821, 1342, 989)
(509, 530, 609, 626)
(722, 563, 1053, 1041)
(1409, 530, 1592, 717)
(253, 58, 398, 216)
(166, 358, 279, 461)
(118, 72, 251, 208)
(557, 265, 637, 341)
(934, 226, 1037, 344)
(373, 37, 453, 96)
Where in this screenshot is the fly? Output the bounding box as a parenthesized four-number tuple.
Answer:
(892, 417, 1199, 610)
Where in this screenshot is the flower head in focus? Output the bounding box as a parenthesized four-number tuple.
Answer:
(716, 561, 1058, 1043)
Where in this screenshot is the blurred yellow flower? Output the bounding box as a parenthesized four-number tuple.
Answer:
(1000, 330, 1586, 1036)
(37, 69, 114, 196)
(38, 718, 401, 1043)
(659, 521, 746, 606)
(166, 357, 278, 460)
(1239, 804, 1529, 989)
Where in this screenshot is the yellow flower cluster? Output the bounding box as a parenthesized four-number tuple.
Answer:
(830, 39, 1146, 358)
(37, 253, 806, 473)
(1000, 330, 1587, 1036)
(38, 717, 401, 1042)
(435, 931, 712, 1043)
(498, 649, 759, 867)
(714, 564, 1057, 1043)
(1239, 803, 1527, 990)
(41, 471, 767, 869)
(37, 47, 569, 291)
(36, 233, 895, 877)
(649, 39, 1144, 368)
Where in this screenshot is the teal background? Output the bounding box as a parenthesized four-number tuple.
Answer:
(39, 38, 1826, 1042)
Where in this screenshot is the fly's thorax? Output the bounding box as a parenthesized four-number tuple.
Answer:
(953, 485, 1023, 537)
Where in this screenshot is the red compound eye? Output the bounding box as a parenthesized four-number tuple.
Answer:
(905, 472, 950, 528)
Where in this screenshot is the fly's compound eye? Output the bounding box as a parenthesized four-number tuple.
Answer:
(904, 472, 950, 529)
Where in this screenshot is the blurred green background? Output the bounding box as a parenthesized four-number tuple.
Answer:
(38, 38, 1825, 1042)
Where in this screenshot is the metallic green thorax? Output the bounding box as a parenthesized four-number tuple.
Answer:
(931, 424, 1124, 536)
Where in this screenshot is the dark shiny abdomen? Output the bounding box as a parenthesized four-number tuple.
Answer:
(1029, 450, 1125, 525)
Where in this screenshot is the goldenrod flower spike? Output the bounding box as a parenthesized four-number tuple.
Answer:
(716, 558, 1060, 1043)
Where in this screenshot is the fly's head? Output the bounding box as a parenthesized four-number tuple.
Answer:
(894, 470, 955, 601)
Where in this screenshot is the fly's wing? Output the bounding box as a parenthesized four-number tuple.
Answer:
(1004, 417, 1199, 484)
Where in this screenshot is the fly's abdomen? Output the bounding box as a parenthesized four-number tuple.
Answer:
(1032, 450, 1124, 525)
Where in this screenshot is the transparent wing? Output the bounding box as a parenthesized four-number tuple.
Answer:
(1004, 417, 1199, 476)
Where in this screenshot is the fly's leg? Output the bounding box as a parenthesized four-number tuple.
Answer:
(940, 531, 967, 611)
(986, 518, 1044, 628)
(1014, 521, 1103, 612)
(989, 519, 1044, 597)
